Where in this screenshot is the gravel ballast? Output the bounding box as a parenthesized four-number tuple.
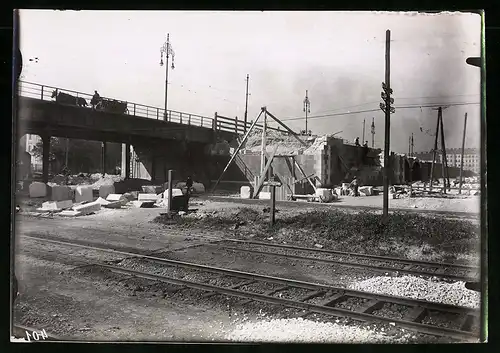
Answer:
(224, 317, 391, 343)
(349, 275, 480, 309)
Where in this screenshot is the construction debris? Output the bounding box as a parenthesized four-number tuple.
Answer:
(99, 184, 115, 199)
(138, 193, 160, 202)
(29, 182, 47, 198)
(132, 200, 155, 208)
(75, 186, 93, 203)
(72, 200, 102, 215)
(59, 210, 82, 217)
(50, 185, 72, 201)
(41, 200, 73, 210)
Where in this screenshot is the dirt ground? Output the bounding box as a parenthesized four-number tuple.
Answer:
(11, 196, 482, 343)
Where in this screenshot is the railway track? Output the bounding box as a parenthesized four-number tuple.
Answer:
(207, 239, 480, 283)
(21, 234, 480, 342)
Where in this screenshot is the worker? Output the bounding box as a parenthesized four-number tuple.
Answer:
(349, 176, 359, 197)
(91, 90, 101, 109)
(186, 176, 193, 196)
(355, 137, 360, 146)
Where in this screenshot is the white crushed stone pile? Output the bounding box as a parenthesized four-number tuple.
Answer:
(349, 276, 480, 309)
(224, 318, 389, 343)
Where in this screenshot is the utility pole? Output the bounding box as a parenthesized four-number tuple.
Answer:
(244, 74, 249, 133)
(160, 33, 175, 121)
(429, 108, 441, 189)
(459, 112, 468, 194)
(380, 29, 394, 221)
(371, 117, 375, 148)
(362, 119, 366, 144)
(303, 90, 310, 134)
(408, 135, 411, 156)
(411, 133, 414, 156)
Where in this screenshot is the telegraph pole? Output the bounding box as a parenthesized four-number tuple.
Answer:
(371, 117, 375, 148)
(380, 29, 394, 221)
(411, 133, 414, 156)
(303, 90, 310, 134)
(244, 74, 249, 133)
(362, 119, 366, 144)
(160, 33, 175, 121)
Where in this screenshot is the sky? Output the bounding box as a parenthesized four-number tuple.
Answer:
(19, 10, 482, 154)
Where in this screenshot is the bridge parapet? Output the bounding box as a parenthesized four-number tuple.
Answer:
(18, 81, 239, 135)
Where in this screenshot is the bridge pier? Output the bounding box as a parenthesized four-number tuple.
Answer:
(151, 155, 156, 181)
(41, 134, 51, 184)
(124, 143, 131, 180)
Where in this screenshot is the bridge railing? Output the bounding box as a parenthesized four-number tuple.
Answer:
(18, 81, 215, 130)
(17, 81, 297, 137)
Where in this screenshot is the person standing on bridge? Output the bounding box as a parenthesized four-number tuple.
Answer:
(91, 90, 101, 110)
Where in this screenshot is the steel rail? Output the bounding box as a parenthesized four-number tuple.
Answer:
(223, 239, 478, 271)
(219, 245, 477, 282)
(90, 263, 478, 342)
(23, 235, 479, 315)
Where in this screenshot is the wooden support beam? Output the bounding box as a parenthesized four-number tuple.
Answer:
(253, 145, 279, 197)
(264, 109, 307, 147)
(293, 157, 317, 192)
(211, 110, 263, 192)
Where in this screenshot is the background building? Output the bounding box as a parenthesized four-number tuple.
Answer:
(413, 148, 480, 174)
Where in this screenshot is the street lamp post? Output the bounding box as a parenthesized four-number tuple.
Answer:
(160, 33, 175, 121)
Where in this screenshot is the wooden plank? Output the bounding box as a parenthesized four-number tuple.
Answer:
(458, 314, 475, 332)
(253, 145, 279, 197)
(405, 307, 427, 323)
(293, 158, 317, 192)
(211, 110, 263, 192)
(356, 299, 384, 314)
(297, 290, 326, 303)
(264, 285, 290, 296)
(319, 292, 347, 307)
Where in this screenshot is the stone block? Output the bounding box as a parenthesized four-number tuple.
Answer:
(36, 207, 61, 213)
(258, 192, 271, 200)
(141, 185, 163, 194)
(72, 200, 101, 215)
(99, 184, 115, 199)
(106, 194, 126, 202)
(59, 210, 82, 217)
(103, 201, 124, 209)
(132, 200, 155, 208)
(42, 200, 73, 210)
(75, 186, 93, 203)
(316, 188, 333, 202)
(96, 197, 110, 206)
(29, 182, 47, 198)
(50, 185, 72, 201)
(359, 186, 373, 196)
(240, 186, 253, 199)
(163, 189, 184, 199)
(138, 193, 159, 202)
